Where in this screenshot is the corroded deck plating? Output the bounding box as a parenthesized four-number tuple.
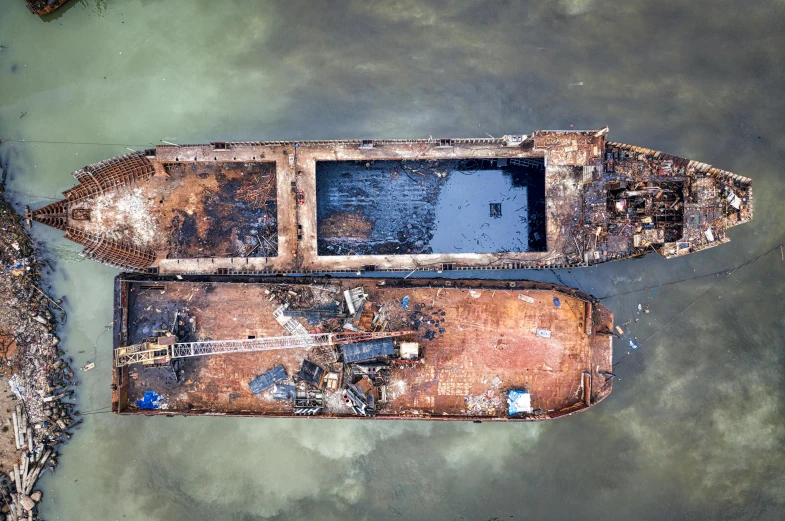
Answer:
(32, 128, 752, 273)
(112, 276, 614, 421)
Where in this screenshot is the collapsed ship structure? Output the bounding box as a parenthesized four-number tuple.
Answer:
(30, 128, 753, 274)
(112, 276, 614, 421)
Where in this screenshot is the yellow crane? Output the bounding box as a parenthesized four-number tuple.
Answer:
(114, 330, 413, 368)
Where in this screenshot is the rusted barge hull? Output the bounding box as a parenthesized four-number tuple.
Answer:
(112, 276, 614, 421)
(24, 0, 69, 15)
(32, 128, 753, 273)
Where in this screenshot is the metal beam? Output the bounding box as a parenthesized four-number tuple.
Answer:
(114, 330, 414, 367)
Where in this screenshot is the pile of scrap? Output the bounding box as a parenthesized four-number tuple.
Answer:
(247, 336, 416, 418)
(3, 404, 67, 520)
(318, 212, 374, 243)
(247, 285, 421, 417)
(264, 284, 343, 323)
(570, 142, 753, 264)
(465, 376, 505, 415)
(0, 189, 76, 520)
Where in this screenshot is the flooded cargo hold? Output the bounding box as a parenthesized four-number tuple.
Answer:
(31, 128, 753, 273)
(316, 158, 547, 255)
(112, 276, 615, 421)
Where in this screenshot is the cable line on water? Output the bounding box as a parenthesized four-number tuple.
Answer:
(1, 138, 149, 147)
(597, 241, 785, 301)
(611, 241, 783, 369)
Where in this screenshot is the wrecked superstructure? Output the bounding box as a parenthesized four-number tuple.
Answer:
(29, 128, 752, 274)
(112, 276, 614, 421)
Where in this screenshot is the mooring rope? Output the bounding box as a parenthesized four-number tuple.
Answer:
(611, 241, 783, 369)
(1, 138, 149, 147)
(597, 241, 785, 301)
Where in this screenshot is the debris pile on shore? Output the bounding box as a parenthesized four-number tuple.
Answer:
(0, 186, 75, 520)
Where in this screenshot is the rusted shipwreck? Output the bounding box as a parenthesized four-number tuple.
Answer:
(24, 0, 69, 15)
(112, 276, 614, 421)
(30, 128, 753, 274)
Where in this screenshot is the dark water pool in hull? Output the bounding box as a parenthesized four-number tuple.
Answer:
(316, 159, 546, 256)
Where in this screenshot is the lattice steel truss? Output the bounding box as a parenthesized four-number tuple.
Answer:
(115, 330, 413, 367)
(64, 227, 156, 270)
(63, 151, 155, 202)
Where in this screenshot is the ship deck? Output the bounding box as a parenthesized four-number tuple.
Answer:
(112, 276, 614, 420)
(160, 140, 569, 274)
(33, 130, 753, 273)
(80, 160, 278, 259)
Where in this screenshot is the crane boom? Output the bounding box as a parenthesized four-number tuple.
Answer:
(115, 330, 413, 367)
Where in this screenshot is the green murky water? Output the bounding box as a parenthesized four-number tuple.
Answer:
(1, 1, 784, 519)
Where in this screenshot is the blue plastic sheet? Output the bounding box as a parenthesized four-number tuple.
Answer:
(249, 365, 287, 395)
(402, 296, 410, 309)
(137, 390, 162, 410)
(342, 338, 395, 363)
(507, 389, 532, 415)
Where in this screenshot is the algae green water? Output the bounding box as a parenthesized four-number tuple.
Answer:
(1, 1, 784, 519)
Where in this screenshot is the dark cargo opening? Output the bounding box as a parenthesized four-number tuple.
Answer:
(315, 158, 547, 255)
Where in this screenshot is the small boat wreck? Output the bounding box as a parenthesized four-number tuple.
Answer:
(24, 0, 69, 16)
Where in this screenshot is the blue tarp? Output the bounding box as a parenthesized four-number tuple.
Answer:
(272, 384, 296, 401)
(341, 338, 395, 363)
(507, 389, 532, 415)
(249, 365, 287, 395)
(299, 359, 326, 389)
(137, 390, 162, 410)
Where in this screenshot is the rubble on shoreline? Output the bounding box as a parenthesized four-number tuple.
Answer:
(0, 177, 77, 521)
